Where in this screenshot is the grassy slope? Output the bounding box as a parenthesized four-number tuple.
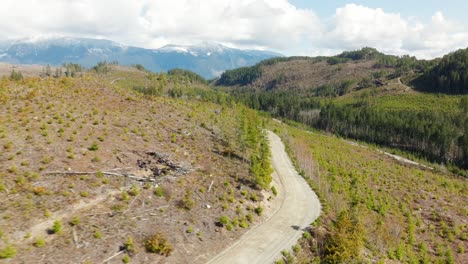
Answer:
(334, 85, 463, 115)
(269, 121, 467, 263)
(0, 68, 273, 263)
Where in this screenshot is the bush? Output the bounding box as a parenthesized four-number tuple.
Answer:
(94, 230, 102, 239)
(181, 191, 195, 210)
(127, 184, 140, 196)
(92, 61, 110, 74)
(154, 186, 164, 197)
(51, 220, 63, 234)
(219, 216, 229, 226)
(255, 206, 263, 216)
(134, 64, 146, 71)
(9, 70, 23, 81)
(271, 186, 278, 196)
(246, 213, 253, 223)
(144, 233, 173, 256)
(123, 237, 135, 254)
(88, 142, 99, 151)
(70, 216, 80, 226)
(33, 237, 45, 248)
(0, 245, 16, 259)
(322, 210, 366, 263)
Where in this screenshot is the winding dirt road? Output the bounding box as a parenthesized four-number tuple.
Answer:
(207, 131, 321, 264)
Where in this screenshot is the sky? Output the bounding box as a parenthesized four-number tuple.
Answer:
(1, 0, 467, 59)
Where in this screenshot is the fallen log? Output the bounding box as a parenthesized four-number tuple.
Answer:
(45, 171, 156, 182)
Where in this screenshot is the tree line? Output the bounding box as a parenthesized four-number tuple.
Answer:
(318, 103, 468, 169)
(230, 88, 468, 170)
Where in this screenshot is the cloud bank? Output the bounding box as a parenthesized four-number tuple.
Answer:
(0, 1, 467, 58)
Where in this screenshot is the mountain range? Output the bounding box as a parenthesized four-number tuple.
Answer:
(0, 37, 281, 78)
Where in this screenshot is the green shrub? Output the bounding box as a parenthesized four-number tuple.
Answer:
(250, 193, 258, 202)
(255, 206, 263, 216)
(88, 142, 99, 151)
(154, 186, 164, 197)
(219, 216, 229, 226)
(70, 216, 80, 226)
(127, 184, 140, 196)
(292, 244, 301, 253)
(239, 219, 249, 228)
(181, 191, 194, 210)
(94, 230, 102, 239)
(144, 233, 173, 256)
(322, 210, 366, 263)
(123, 237, 135, 254)
(246, 213, 253, 223)
(121, 190, 130, 202)
(44, 209, 51, 218)
(51, 220, 63, 234)
(33, 237, 46, 248)
(0, 245, 16, 259)
(271, 186, 278, 196)
(9, 70, 23, 81)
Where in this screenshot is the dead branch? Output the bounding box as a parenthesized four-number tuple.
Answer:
(208, 180, 214, 192)
(100, 250, 124, 264)
(123, 193, 141, 214)
(45, 170, 155, 182)
(72, 226, 79, 248)
(83, 211, 113, 217)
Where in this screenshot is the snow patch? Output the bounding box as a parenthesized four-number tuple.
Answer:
(0, 53, 7, 58)
(88, 48, 104, 54)
(160, 45, 188, 53)
(206, 52, 211, 56)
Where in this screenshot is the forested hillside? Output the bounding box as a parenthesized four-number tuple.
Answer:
(220, 47, 468, 171)
(414, 48, 468, 94)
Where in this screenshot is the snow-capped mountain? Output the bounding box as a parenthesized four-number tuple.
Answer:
(0, 37, 281, 78)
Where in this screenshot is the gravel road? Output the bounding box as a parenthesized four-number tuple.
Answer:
(207, 131, 321, 264)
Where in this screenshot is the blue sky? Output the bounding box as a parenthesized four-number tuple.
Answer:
(1, 0, 467, 58)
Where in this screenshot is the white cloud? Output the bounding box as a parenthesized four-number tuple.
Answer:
(0, 1, 467, 58)
(322, 4, 408, 52)
(137, 0, 321, 50)
(0, 0, 319, 51)
(315, 4, 468, 59)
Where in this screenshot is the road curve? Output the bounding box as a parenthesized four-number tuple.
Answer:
(207, 131, 321, 264)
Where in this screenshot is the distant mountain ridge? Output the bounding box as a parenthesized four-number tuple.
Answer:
(0, 37, 281, 78)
